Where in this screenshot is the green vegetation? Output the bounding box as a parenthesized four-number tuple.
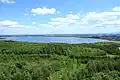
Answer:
(0, 40, 120, 80)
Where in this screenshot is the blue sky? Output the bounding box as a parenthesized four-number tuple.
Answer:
(0, 0, 120, 34)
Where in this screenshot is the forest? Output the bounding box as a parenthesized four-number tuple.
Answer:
(0, 40, 120, 80)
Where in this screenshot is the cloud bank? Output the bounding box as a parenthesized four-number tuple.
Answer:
(31, 7, 57, 15)
(1, 6, 120, 34)
(0, 0, 15, 4)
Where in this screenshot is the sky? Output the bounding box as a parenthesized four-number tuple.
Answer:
(0, 0, 120, 34)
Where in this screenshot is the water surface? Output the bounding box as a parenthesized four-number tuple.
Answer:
(0, 36, 108, 44)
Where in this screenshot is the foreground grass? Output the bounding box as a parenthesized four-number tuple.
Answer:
(0, 40, 120, 80)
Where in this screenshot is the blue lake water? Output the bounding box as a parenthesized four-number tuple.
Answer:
(1, 36, 108, 44)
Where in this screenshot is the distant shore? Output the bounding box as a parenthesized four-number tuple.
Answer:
(107, 40, 120, 43)
(0, 38, 6, 39)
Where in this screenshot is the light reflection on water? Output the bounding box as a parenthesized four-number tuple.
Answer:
(0, 36, 108, 44)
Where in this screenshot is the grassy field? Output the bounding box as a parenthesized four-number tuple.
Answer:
(0, 40, 120, 80)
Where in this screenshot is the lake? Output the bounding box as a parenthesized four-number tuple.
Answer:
(0, 36, 108, 44)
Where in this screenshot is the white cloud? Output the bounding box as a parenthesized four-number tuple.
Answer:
(48, 22, 61, 25)
(41, 7, 120, 33)
(0, 20, 32, 29)
(92, 20, 120, 27)
(0, 20, 42, 34)
(0, 0, 15, 4)
(112, 7, 120, 11)
(50, 14, 80, 25)
(82, 12, 119, 22)
(2, 6, 120, 34)
(31, 7, 57, 15)
(24, 13, 29, 16)
(32, 14, 37, 16)
(51, 14, 80, 22)
(32, 22, 36, 25)
(0, 20, 18, 26)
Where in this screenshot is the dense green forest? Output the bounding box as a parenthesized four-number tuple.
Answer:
(0, 40, 120, 80)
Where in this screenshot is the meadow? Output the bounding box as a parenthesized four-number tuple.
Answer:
(0, 40, 120, 80)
